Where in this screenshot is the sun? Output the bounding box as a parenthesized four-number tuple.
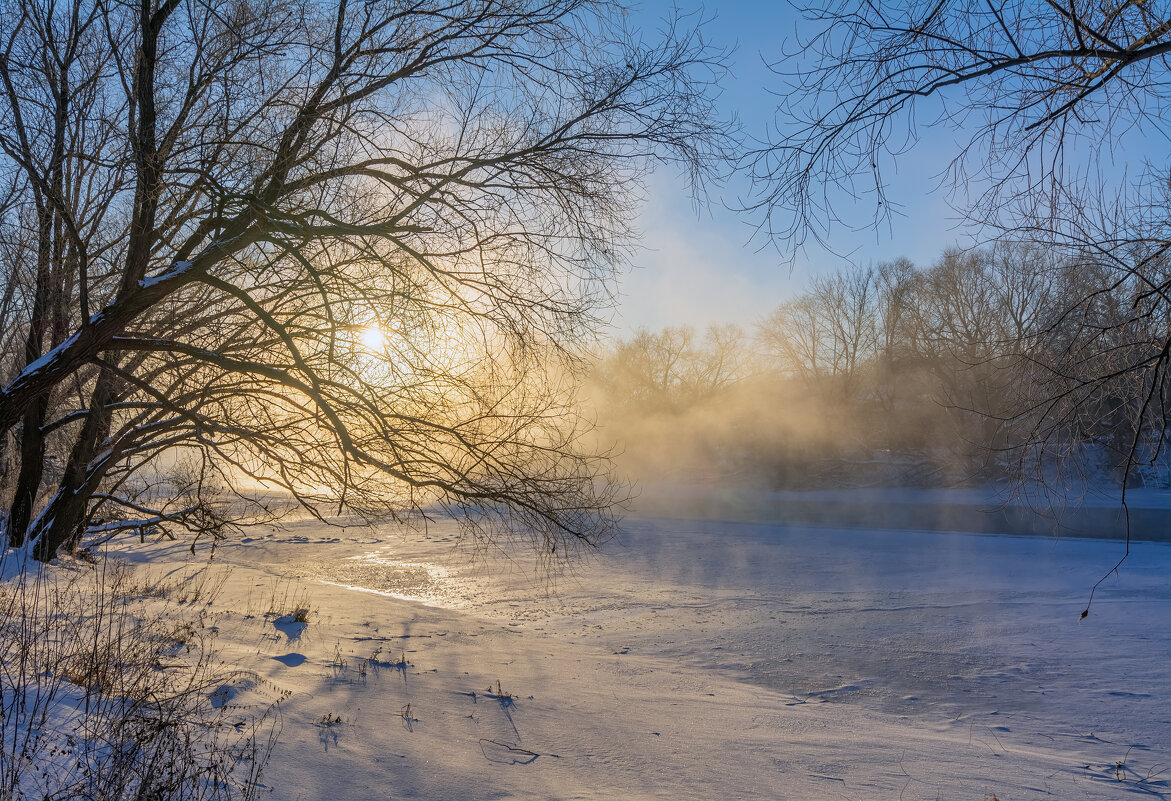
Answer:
(359, 324, 385, 352)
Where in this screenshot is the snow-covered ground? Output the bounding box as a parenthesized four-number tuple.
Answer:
(117, 499, 1171, 800)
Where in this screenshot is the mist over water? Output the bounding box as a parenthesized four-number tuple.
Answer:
(548, 245, 1171, 762)
(584, 245, 1171, 542)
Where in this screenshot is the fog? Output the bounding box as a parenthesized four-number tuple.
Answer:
(585, 243, 1171, 514)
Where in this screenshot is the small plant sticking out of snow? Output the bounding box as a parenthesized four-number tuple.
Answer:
(399, 703, 418, 732)
(361, 646, 413, 682)
(486, 679, 514, 701)
(387, 650, 412, 685)
(270, 607, 311, 626)
(317, 712, 344, 728)
(268, 595, 313, 643)
(261, 581, 314, 621)
(328, 641, 348, 672)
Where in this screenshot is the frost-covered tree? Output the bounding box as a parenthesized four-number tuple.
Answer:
(0, 0, 730, 561)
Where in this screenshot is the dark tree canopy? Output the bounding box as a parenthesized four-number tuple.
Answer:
(0, 0, 731, 561)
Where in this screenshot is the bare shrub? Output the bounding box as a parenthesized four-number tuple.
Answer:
(0, 553, 274, 800)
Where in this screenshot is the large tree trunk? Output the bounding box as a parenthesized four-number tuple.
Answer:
(8, 401, 48, 548)
(7, 203, 57, 547)
(6, 41, 75, 548)
(31, 371, 116, 561)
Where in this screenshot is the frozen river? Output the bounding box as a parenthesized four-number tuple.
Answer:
(286, 514, 1171, 763)
(230, 506, 1171, 798)
(593, 521, 1169, 750)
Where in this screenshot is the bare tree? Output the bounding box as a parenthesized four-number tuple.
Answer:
(752, 1, 1171, 607)
(0, 0, 731, 561)
(593, 323, 748, 413)
(757, 265, 878, 401)
(756, 295, 826, 390)
(613, 326, 698, 411)
(750, 1, 1171, 248)
(1008, 244, 1171, 487)
(872, 257, 916, 413)
(749, 2, 1171, 465)
(692, 322, 749, 398)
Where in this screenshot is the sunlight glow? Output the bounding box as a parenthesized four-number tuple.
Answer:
(359, 324, 385, 352)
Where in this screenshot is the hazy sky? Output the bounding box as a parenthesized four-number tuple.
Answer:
(614, 2, 973, 333)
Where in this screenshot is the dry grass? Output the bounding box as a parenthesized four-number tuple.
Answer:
(0, 552, 276, 800)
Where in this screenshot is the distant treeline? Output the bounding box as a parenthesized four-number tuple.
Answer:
(589, 242, 1171, 489)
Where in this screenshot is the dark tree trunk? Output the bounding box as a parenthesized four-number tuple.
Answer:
(7, 205, 57, 547)
(32, 371, 115, 561)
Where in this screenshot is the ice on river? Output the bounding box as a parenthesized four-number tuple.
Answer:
(198, 506, 1169, 799)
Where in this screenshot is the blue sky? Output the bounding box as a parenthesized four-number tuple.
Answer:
(612, 1, 975, 333)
